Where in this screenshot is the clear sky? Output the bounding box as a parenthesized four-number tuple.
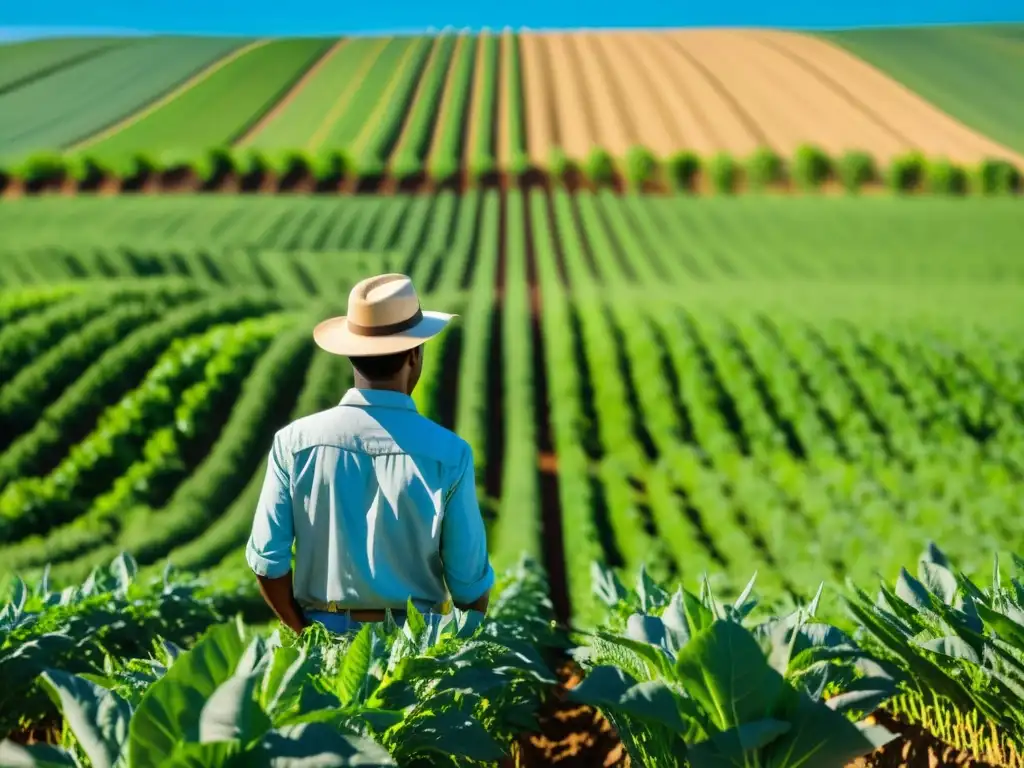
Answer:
(1, 0, 1021, 38)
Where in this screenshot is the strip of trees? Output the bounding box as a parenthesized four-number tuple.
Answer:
(0, 144, 1020, 195)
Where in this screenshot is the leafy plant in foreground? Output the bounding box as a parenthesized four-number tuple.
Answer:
(0, 553, 219, 739)
(570, 564, 896, 766)
(844, 542, 1024, 745)
(0, 556, 557, 766)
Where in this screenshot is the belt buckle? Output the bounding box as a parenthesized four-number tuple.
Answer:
(327, 602, 338, 614)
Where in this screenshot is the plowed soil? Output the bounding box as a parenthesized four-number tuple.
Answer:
(520, 29, 1024, 165)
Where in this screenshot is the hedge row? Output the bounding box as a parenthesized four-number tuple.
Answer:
(562, 145, 1023, 195)
(0, 144, 1020, 195)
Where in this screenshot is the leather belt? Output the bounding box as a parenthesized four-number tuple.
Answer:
(306, 602, 413, 623)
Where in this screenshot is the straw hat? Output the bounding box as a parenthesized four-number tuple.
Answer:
(313, 273, 455, 357)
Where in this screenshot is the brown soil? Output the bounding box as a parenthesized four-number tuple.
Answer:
(237, 39, 349, 146)
(519, 32, 558, 166)
(569, 33, 632, 158)
(850, 710, 998, 768)
(513, 662, 628, 768)
(592, 33, 680, 157)
(511, 29, 1023, 166)
(542, 33, 595, 160)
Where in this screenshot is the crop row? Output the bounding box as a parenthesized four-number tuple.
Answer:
(4, 193, 1023, 290)
(2, 143, 1021, 196)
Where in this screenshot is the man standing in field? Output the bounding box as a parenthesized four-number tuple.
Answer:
(245, 273, 494, 634)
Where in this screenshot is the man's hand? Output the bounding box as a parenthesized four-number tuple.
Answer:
(454, 589, 490, 615)
(255, 572, 309, 634)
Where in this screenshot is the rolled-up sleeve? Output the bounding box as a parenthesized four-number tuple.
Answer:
(245, 435, 294, 579)
(440, 443, 495, 604)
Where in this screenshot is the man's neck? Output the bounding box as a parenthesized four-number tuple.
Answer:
(353, 375, 407, 395)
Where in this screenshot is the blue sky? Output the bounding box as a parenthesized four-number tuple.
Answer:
(1, 0, 1021, 39)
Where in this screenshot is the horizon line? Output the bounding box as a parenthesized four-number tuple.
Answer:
(1, 18, 1022, 41)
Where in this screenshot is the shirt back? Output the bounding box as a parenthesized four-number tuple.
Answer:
(245, 388, 495, 613)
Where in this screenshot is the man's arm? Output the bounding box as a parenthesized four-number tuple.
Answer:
(441, 443, 495, 614)
(255, 572, 308, 634)
(245, 435, 308, 633)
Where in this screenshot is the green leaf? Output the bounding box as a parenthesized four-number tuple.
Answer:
(682, 589, 715, 636)
(894, 569, 933, 611)
(39, 669, 131, 768)
(637, 565, 669, 612)
(674, 620, 785, 731)
(762, 692, 895, 768)
(976, 602, 1024, 652)
(337, 625, 373, 706)
(917, 636, 980, 664)
(199, 673, 272, 744)
(261, 647, 312, 717)
(919, 541, 951, 569)
(9, 577, 26, 614)
(262, 722, 396, 766)
(129, 622, 249, 766)
(404, 598, 426, 641)
(109, 552, 138, 593)
(700, 718, 791, 762)
(918, 562, 958, 605)
(159, 741, 244, 768)
(592, 629, 675, 679)
(567, 665, 699, 735)
(396, 705, 505, 762)
(0, 741, 76, 767)
(591, 561, 629, 607)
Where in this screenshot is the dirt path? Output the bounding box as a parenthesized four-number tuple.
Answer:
(521, 190, 570, 623)
(751, 30, 1024, 164)
(305, 39, 389, 152)
(542, 33, 595, 159)
(462, 31, 491, 170)
(591, 32, 679, 156)
(518, 32, 558, 167)
(71, 40, 269, 151)
(236, 39, 347, 146)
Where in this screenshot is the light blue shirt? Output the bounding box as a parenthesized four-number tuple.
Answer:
(245, 388, 495, 615)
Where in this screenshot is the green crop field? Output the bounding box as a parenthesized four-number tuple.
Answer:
(1, 192, 1022, 620)
(0, 37, 248, 155)
(823, 25, 1024, 154)
(82, 39, 334, 158)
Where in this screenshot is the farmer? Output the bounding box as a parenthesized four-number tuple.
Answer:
(244, 273, 494, 634)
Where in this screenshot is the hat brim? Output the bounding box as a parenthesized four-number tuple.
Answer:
(313, 310, 456, 357)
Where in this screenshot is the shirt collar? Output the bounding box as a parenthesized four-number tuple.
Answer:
(339, 388, 418, 412)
